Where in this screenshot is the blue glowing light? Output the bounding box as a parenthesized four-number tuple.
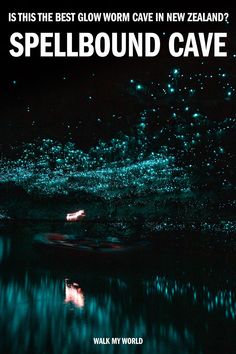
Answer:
(173, 68, 179, 75)
(136, 84, 143, 90)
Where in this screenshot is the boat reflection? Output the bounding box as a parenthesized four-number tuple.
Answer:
(64, 279, 85, 308)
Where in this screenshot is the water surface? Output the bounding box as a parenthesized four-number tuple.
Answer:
(0, 223, 235, 354)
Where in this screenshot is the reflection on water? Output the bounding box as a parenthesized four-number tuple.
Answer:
(0, 271, 236, 354)
(0, 273, 198, 354)
(0, 227, 236, 354)
(64, 279, 85, 308)
(145, 276, 236, 319)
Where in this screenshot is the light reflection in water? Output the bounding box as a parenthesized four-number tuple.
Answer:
(144, 275, 236, 319)
(0, 272, 235, 354)
(64, 279, 85, 308)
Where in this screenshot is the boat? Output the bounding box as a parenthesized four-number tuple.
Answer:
(33, 233, 152, 262)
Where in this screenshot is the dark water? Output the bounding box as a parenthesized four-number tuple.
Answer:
(0, 223, 236, 354)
